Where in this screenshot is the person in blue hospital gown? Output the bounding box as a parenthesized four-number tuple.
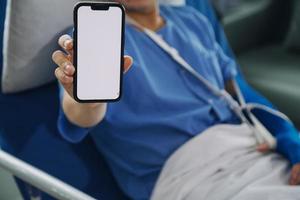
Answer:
(52, 0, 300, 199)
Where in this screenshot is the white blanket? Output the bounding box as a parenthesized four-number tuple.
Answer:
(151, 124, 300, 200)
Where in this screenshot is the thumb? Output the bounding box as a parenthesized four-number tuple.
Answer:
(123, 55, 133, 73)
(256, 143, 271, 153)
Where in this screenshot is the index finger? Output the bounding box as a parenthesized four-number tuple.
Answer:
(58, 34, 73, 55)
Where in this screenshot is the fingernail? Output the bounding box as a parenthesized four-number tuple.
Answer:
(64, 63, 71, 74)
(64, 64, 71, 72)
(63, 40, 70, 48)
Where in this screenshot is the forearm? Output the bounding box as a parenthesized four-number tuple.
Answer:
(235, 76, 300, 164)
(62, 91, 107, 128)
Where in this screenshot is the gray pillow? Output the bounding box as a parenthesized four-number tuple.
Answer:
(284, 0, 300, 52)
(2, 0, 78, 93)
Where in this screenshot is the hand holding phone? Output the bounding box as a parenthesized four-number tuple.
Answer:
(52, 2, 132, 128)
(52, 34, 132, 127)
(52, 2, 132, 104)
(52, 35, 132, 103)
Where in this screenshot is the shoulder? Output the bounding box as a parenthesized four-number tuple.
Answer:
(161, 5, 216, 46)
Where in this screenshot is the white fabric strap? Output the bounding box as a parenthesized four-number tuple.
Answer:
(126, 17, 294, 149)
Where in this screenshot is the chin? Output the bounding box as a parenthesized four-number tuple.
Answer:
(115, 0, 156, 12)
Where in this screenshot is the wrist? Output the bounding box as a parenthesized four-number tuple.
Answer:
(63, 91, 106, 110)
(62, 92, 107, 128)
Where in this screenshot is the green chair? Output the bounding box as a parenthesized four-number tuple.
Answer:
(223, 0, 300, 127)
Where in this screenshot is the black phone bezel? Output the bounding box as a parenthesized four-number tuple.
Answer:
(73, 2, 125, 103)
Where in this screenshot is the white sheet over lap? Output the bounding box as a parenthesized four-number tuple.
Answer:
(151, 124, 299, 200)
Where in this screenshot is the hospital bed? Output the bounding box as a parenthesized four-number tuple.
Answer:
(0, 0, 299, 199)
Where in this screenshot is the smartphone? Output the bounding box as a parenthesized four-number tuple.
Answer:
(73, 2, 125, 102)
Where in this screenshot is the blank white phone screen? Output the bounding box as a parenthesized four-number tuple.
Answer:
(77, 6, 123, 100)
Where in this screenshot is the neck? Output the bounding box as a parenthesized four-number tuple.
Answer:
(126, 6, 165, 31)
